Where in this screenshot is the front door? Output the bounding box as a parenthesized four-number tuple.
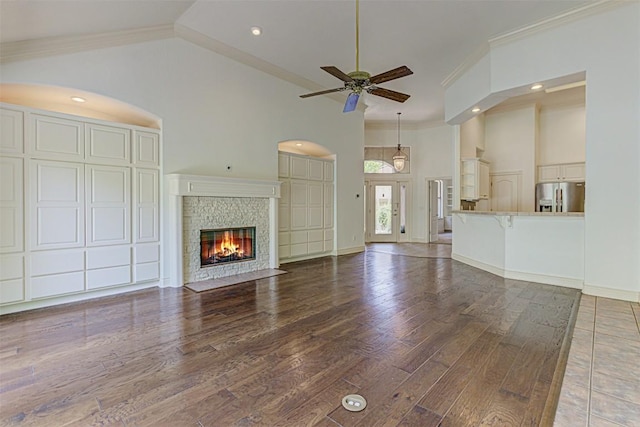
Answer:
(366, 180, 411, 243)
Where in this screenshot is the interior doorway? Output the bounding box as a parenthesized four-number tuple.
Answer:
(365, 180, 410, 243)
(427, 177, 453, 244)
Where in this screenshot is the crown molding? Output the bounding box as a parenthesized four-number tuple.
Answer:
(441, 43, 490, 89)
(488, 0, 626, 47)
(441, 0, 626, 89)
(0, 25, 175, 64)
(174, 24, 365, 112)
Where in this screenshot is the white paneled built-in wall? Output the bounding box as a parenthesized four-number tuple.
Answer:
(278, 152, 334, 261)
(0, 104, 161, 313)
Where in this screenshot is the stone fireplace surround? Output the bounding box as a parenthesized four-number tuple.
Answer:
(167, 174, 281, 287)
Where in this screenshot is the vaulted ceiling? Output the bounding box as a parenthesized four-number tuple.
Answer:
(0, 0, 594, 123)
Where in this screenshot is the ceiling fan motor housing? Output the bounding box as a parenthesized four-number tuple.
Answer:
(348, 71, 371, 81)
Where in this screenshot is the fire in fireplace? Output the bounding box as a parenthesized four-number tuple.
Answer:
(200, 227, 256, 267)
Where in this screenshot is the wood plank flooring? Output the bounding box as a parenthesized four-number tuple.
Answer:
(0, 250, 579, 426)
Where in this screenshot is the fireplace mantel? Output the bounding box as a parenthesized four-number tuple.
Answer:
(166, 174, 281, 287)
(167, 174, 281, 198)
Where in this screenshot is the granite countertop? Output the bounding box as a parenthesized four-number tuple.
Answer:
(452, 210, 584, 217)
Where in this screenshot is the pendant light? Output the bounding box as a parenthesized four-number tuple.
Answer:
(392, 112, 408, 171)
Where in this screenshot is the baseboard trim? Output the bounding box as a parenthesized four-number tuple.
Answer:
(583, 285, 640, 303)
(0, 282, 159, 315)
(504, 270, 583, 289)
(336, 246, 366, 256)
(452, 253, 506, 278)
(452, 253, 583, 289)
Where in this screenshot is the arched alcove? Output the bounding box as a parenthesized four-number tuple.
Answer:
(278, 140, 333, 158)
(0, 83, 161, 129)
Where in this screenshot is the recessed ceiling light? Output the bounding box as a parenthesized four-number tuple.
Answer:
(295, 143, 303, 147)
(250, 26, 262, 36)
(530, 84, 543, 90)
(471, 107, 481, 113)
(71, 96, 86, 103)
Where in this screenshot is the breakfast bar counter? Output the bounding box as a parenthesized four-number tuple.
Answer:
(451, 210, 585, 289)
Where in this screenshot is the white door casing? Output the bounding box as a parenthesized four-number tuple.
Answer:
(428, 180, 439, 243)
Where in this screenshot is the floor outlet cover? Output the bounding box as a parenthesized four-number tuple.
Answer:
(341, 394, 367, 412)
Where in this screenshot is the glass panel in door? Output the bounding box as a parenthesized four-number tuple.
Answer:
(370, 183, 397, 242)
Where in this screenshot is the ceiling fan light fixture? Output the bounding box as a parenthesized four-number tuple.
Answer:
(344, 93, 360, 113)
(393, 112, 407, 172)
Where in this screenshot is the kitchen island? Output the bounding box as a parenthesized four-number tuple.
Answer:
(452, 210, 584, 289)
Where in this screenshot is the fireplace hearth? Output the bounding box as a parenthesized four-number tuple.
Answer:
(200, 227, 256, 267)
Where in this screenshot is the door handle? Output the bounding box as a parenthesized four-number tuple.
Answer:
(559, 189, 563, 212)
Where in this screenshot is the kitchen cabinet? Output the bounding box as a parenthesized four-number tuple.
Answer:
(538, 162, 585, 182)
(461, 158, 490, 200)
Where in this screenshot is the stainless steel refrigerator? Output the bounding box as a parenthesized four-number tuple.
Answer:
(535, 182, 585, 212)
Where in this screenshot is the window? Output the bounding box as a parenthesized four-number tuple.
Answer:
(364, 160, 394, 174)
(436, 180, 444, 218)
(364, 146, 410, 174)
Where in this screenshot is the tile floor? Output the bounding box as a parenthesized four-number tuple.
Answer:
(554, 295, 640, 426)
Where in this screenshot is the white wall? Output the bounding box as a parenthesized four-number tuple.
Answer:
(365, 122, 454, 241)
(483, 105, 537, 211)
(0, 37, 366, 284)
(538, 103, 586, 165)
(460, 114, 485, 158)
(446, 3, 640, 300)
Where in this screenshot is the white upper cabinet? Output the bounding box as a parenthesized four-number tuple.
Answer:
(307, 181, 323, 228)
(31, 114, 84, 160)
(461, 158, 490, 200)
(290, 156, 308, 179)
(538, 162, 585, 182)
(133, 130, 159, 167)
(278, 153, 290, 178)
(308, 159, 323, 181)
(86, 165, 131, 246)
(290, 181, 308, 230)
(323, 183, 334, 229)
(31, 160, 85, 250)
(278, 181, 290, 231)
(134, 168, 159, 243)
(323, 161, 334, 182)
(0, 157, 24, 253)
(86, 123, 131, 165)
(1, 108, 24, 154)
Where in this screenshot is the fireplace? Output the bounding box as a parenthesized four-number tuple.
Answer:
(200, 227, 256, 267)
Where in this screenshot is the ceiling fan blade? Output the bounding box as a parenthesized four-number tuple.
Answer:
(369, 65, 413, 85)
(300, 87, 345, 98)
(343, 93, 360, 113)
(369, 87, 411, 103)
(321, 66, 354, 82)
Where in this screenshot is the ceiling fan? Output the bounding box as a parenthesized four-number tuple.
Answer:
(300, 0, 413, 113)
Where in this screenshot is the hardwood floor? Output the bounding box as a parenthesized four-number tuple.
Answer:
(0, 250, 579, 426)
